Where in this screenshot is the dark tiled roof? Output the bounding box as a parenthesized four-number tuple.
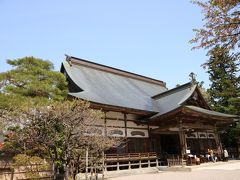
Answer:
(185, 105, 238, 118)
(62, 59, 167, 112)
(150, 83, 197, 118)
(61, 56, 238, 121)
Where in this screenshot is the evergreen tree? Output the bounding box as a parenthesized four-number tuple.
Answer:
(203, 46, 240, 148)
(203, 46, 240, 115)
(0, 56, 68, 110)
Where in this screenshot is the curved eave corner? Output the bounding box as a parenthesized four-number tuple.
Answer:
(183, 105, 239, 122)
(178, 84, 197, 105)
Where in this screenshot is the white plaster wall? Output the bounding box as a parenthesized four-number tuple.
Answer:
(107, 127, 125, 137)
(127, 129, 149, 138)
(84, 126, 105, 136)
(126, 114, 139, 120)
(106, 119, 125, 127)
(185, 132, 216, 139)
(126, 121, 148, 129)
(149, 126, 159, 130)
(207, 132, 215, 139)
(86, 111, 152, 138)
(185, 132, 198, 139)
(198, 132, 207, 139)
(106, 111, 124, 119)
(93, 118, 105, 126)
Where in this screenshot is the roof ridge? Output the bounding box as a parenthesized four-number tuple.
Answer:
(152, 82, 193, 99)
(65, 55, 166, 87)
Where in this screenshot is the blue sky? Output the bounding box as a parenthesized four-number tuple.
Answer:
(0, 0, 209, 89)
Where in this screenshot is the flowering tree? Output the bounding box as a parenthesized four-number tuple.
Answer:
(191, 0, 240, 52)
(1, 100, 120, 180)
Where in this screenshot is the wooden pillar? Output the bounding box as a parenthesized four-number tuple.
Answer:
(147, 122, 152, 152)
(214, 124, 223, 156)
(148, 123, 159, 166)
(103, 112, 107, 175)
(104, 111, 107, 137)
(124, 113, 127, 137)
(178, 118, 187, 158)
(124, 113, 128, 153)
(197, 132, 201, 154)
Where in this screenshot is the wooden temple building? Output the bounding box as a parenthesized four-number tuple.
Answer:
(61, 55, 238, 167)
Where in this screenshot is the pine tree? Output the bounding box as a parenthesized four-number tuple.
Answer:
(0, 56, 68, 110)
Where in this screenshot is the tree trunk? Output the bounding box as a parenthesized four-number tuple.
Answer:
(102, 151, 105, 180)
(52, 163, 57, 180)
(64, 171, 68, 180)
(86, 148, 89, 180)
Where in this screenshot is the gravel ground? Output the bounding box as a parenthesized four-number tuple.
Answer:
(109, 160, 240, 180)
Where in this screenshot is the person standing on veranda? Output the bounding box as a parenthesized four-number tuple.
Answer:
(208, 149, 215, 162)
(223, 148, 229, 162)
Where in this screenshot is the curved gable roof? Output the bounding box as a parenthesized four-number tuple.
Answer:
(62, 58, 167, 112)
(150, 83, 238, 121)
(61, 56, 238, 122)
(150, 83, 197, 118)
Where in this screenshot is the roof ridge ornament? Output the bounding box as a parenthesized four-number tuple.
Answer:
(65, 54, 72, 66)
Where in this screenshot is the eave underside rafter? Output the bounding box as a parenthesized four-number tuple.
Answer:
(149, 106, 235, 133)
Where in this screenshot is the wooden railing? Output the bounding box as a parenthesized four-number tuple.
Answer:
(103, 152, 161, 171)
(105, 152, 157, 161)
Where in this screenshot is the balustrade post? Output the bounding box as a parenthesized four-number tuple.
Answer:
(117, 162, 120, 171)
(128, 153, 131, 169)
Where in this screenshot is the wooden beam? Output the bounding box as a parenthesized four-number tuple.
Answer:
(150, 106, 234, 126)
(151, 131, 178, 135)
(90, 102, 156, 116)
(149, 108, 182, 124)
(182, 123, 215, 130)
(183, 108, 235, 122)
